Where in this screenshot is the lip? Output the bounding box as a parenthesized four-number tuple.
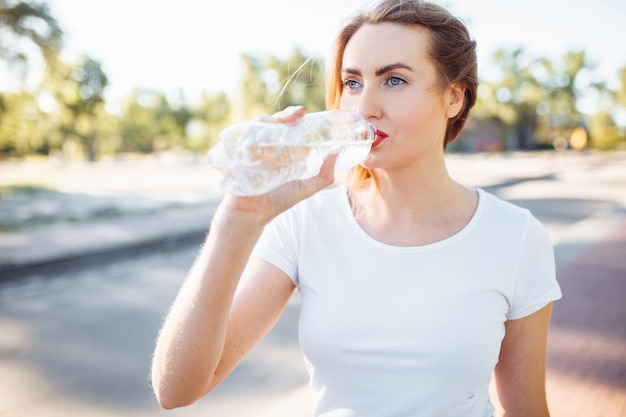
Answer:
(371, 129, 388, 149)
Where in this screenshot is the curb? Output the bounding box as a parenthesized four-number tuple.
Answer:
(0, 203, 218, 281)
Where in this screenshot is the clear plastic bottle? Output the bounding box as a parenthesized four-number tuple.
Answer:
(207, 110, 375, 196)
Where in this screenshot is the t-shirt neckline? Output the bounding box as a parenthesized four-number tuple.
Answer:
(336, 186, 485, 253)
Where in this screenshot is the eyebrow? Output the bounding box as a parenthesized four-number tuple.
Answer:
(341, 62, 414, 77)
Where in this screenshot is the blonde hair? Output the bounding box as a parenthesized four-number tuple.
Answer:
(326, 0, 478, 188)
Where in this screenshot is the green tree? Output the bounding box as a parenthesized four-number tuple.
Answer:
(0, 1, 63, 156)
(53, 55, 109, 161)
(238, 53, 273, 119)
(118, 90, 163, 153)
(538, 51, 588, 126)
(152, 93, 191, 149)
(473, 49, 594, 150)
(117, 89, 193, 153)
(190, 91, 231, 150)
(589, 111, 620, 150)
(237, 47, 326, 120)
(168, 90, 193, 146)
(616, 67, 626, 108)
(0, 0, 63, 78)
(0, 90, 53, 156)
(268, 47, 326, 112)
(118, 90, 153, 153)
(482, 48, 543, 149)
(585, 66, 626, 150)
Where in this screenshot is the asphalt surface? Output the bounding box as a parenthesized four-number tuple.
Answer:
(0, 151, 625, 416)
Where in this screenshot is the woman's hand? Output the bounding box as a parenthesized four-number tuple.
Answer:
(220, 106, 337, 227)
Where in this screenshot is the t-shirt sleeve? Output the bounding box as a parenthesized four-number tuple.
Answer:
(507, 214, 563, 320)
(251, 209, 300, 285)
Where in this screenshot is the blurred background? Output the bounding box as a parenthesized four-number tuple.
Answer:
(0, 0, 625, 160)
(1, 1, 625, 416)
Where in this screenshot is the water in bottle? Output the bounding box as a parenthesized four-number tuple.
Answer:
(208, 110, 375, 196)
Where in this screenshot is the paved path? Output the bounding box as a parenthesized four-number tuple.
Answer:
(0, 151, 625, 416)
(546, 216, 626, 417)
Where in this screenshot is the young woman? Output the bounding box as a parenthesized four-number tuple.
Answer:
(151, 1, 562, 416)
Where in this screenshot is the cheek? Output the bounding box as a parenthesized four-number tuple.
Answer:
(393, 107, 424, 137)
(392, 107, 447, 151)
(400, 96, 448, 134)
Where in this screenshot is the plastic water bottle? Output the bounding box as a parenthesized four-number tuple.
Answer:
(207, 110, 375, 196)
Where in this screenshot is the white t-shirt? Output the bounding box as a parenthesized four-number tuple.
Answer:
(252, 186, 562, 417)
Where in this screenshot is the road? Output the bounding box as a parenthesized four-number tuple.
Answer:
(0, 242, 312, 417)
(0, 151, 624, 417)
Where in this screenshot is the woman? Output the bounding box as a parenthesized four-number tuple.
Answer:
(151, 1, 562, 416)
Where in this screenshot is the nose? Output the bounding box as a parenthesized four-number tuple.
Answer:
(341, 84, 383, 122)
(357, 86, 383, 122)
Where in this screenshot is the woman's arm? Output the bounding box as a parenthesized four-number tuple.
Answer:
(150, 202, 290, 409)
(151, 107, 336, 409)
(493, 302, 554, 417)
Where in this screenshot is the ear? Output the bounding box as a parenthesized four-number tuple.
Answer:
(445, 83, 465, 119)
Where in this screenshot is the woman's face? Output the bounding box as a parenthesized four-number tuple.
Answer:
(339, 22, 462, 171)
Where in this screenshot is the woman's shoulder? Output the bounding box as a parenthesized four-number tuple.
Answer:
(476, 188, 549, 238)
(477, 188, 533, 220)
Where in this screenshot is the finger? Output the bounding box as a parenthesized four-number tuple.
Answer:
(273, 106, 305, 124)
(256, 114, 275, 122)
(257, 106, 305, 124)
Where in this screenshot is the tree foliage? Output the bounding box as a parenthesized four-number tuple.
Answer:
(0, 90, 51, 155)
(238, 47, 326, 119)
(117, 89, 196, 154)
(466, 48, 624, 151)
(190, 91, 231, 150)
(51, 55, 108, 161)
(0, 0, 64, 158)
(617, 67, 626, 108)
(0, 2, 624, 158)
(0, 0, 62, 79)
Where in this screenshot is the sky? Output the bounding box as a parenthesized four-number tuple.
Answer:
(4, 0, 625, 110)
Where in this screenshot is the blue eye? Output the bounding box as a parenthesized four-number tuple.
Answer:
(342, 79, 361, 90)
(341, 80, 361, 91)
(385, 76, 406, 87)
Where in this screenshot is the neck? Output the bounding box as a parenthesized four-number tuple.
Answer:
(362, 153, 456, 218)
(348, 155, 477, 246)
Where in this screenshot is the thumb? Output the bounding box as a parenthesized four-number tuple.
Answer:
(292, 152, 337, 200)
(307, 152, 337, 191)
(268, 153, 338, 214)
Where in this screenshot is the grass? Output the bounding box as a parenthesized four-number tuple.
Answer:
(0, 184, 52, 199)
